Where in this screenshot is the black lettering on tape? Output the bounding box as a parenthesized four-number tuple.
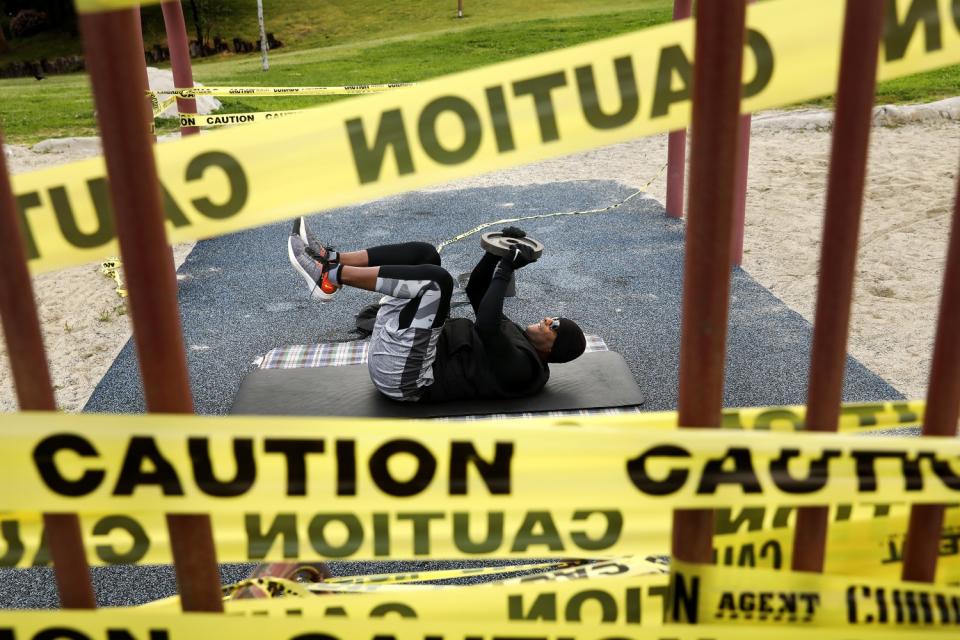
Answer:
(759, 539, 783, 569)
(714, 507, 766, 534)
(49, 178, 113, 250)
(485, 86, 515, 152)
(397, 512, 443, 555)
(15, 191, 42, 260)
(851, 450, 908, 492)
(697, 447, 762, 494)
(92, 515, 150, 564)
(751, 409, 803, 431)
(570, 509, 621, 551)
(335, 440, 357, 496)
(626, 444, 690, 495)
(512, 71, 568, 142)
(346, 110, 414, 184)
(929, 454, 960, 490)
(290, 635, 339, 640)
(369, 439, 436, 497)
(509, 592, 558, 621)
(575, 56, 639, 129)
(418, 96, 483, 165)
(453, 511, 504, 554)
(162, 184, 191, 228)
(33, 629, 90, 640)
(669, 572, 700, 623)
(33, 434, 106, 497)
(263, 438, 326, 496)
(0, 521, 24, 567)
(246, 513, 299, 560)
(743, 29, 774, 99)
(839, 403, 885, 427)
(189, 437, 256, 497)
(769, 448, 841, 493)
(448, 441, 512, 495)
(369, 603, 417, 619)
(511, 510, 563, 552)
(566, 589, 618, 622)
(884, 0, 943, 62)
(308, 513, 363, 558)
(113, 437, 184, 496)
(651, 45, 692, 118)
(105, 632, 169, 640)
(185, 151, 248, 220)
(373, 512, 390, 556)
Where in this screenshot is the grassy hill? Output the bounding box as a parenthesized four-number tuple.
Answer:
(0, 0, 673, 62)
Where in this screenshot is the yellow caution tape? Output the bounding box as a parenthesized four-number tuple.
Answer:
(75, 0, 161, 13)
(99, 257, 128, 298)
(150, 83, 416, 99)
(149, 561, 960, 629)
(5, 411, 960, 515)
(5, 611, 959, 637)
(0, 402, 931, 568)
(151, 95, 178, 118)
(177, 110, 305, 128)
(16, 0, 960, 274)
(9, 500, 958, 583)
(139, 557, 653, 609)
(322, 559, 583, 586)
(671, 561, 960, 627)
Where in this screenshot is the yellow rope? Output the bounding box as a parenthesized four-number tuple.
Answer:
(436, 163, 667, 254)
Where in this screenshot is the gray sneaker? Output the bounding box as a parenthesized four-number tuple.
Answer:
(292, 217, 333, 262)
(287, 234, 338, 302)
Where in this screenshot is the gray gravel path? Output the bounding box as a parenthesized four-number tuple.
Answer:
(1, 180, 902, 608)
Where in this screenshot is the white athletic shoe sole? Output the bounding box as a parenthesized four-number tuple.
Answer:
(288, 235, 335, 303)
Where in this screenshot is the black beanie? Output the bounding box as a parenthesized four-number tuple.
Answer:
(549, 318, 586, 363)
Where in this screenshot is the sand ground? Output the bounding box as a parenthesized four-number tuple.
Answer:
(1, 104, 957, 411)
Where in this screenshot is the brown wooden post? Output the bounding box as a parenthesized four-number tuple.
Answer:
(665, 0, 692, 218)
(0, 132, 97, 609)
(791, 0, 884, 573)
(161, 0, 200, 136)
(672, 0, 747, 571)
(900, 161, 960, 582)
(77, 7, 223, 612)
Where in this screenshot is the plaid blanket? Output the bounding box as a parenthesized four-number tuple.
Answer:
(253, 335, 642, 419)
(256, 334, 609, 369)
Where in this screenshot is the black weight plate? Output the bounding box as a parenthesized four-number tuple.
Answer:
(480, 232, 544, 258)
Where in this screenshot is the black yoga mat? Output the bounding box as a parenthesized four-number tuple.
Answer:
(230, 351, 644, 418)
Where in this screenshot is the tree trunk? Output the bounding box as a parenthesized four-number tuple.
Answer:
(188, 0, 206, 56)
(0, 25, 9, 54)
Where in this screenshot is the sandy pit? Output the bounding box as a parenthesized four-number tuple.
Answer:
(1, 100, 957, 411)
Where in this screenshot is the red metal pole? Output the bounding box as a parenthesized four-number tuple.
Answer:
(729, 0, 755, 266)
(0, 132, 97, 609)
(77, 7, 223, 612)
(730, 113, 751, 265)
(791, 0, 884, 574)
(665, 0, 692, 219)
(131, 7, 157, 139)
(161, 0, 200, 137)
(901, 159, 960, 582)
(672, 0, 747, 566)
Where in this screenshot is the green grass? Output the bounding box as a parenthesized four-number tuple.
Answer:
(0, 0, 957, 144)
(1, 3, 674, 143)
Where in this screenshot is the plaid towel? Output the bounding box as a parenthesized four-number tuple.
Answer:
(257, 334, 609, 369)
(252, 335, 640, 419)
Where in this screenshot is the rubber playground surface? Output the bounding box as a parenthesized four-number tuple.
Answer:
(1, 179, 902, 608)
